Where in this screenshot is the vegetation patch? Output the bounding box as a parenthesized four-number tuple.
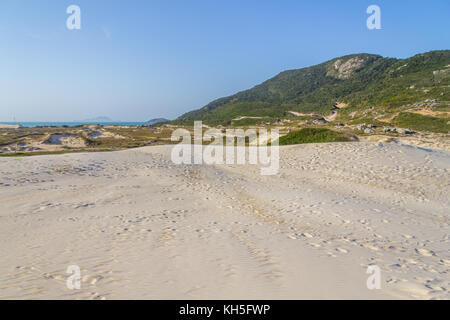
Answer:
(278, 128, 353, 145)
(231, 117, 269, 126)
(0, 152, 28, 157)
(393, 112, 449, 133)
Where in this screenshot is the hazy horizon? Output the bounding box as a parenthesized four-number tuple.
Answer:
(1, 0, 449, 122)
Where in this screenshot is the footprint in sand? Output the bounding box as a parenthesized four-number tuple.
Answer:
(415, 248, 436, 257)
(363, 244, 379, 251)
(439, 259, 450, 265)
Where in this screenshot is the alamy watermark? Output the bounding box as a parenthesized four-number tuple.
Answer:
(366, 5, 381, 30)
(366, 265, 381, 290)
(66, 5, 81, 30)
(66, 265, 81, 290)
(170, 121, 279, 175)
(65, 5, 380, 31)
(65, 5, 380, 32)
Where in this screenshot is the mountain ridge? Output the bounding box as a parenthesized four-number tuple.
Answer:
(175, 50, 450, 130)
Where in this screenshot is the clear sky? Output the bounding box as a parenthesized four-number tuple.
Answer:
(0, 0, 449, 122)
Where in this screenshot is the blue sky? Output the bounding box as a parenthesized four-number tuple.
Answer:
(0, 0, 449, 121)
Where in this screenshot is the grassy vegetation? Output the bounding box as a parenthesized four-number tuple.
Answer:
(0, 152, 28, 157)
(278, 128, 353, 145)
(231, 117, 269, 126)
(0, 137, 9, 145)
(393, 112, 449, 133)
(433, 104, 450, 112)
(0, 126, 179, 156)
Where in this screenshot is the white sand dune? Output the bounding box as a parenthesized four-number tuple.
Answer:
(44, 134, 86, 148)
(87, 131, 125, 139)
(0, 124, 20, 129)
(0, 142, 448, 300)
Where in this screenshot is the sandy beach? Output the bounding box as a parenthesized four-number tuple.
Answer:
(0, 142, 449, 300)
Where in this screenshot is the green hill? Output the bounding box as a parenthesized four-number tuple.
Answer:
(175, 50, 450, 130)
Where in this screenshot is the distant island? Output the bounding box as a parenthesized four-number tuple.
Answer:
(80, 116, 113, 122)
(147, 118, 169, 125)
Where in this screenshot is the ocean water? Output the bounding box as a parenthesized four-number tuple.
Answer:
(0, 122, 147, 128)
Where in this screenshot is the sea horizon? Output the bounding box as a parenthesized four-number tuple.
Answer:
(0, 121, 148, 128)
